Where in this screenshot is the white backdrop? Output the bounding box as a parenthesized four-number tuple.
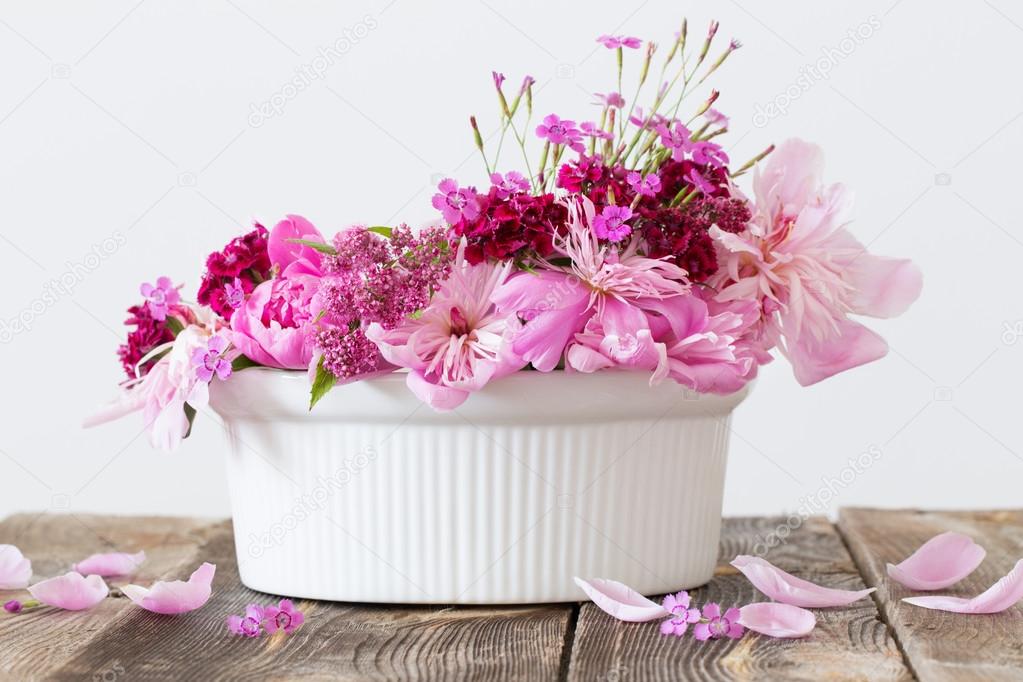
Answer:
(1, 0, 1021, 522)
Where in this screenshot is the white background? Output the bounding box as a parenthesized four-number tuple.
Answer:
(1, 0, 1020, 523)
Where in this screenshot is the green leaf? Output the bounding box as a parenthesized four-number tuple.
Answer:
(183, 403, 197, 439)
(366, 226, 393, 238)
(309, 357, 337, 410)
(165, 316, 185, 336)
(231, 355, 260, 372)
(286, 238, 337, 255)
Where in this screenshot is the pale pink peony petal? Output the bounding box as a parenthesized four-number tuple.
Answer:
(73, 551, 146, 577)
(573, 577, 669, 622)
(121, 562, 215, 615)
(28, 572, 108, 610)
(903, 558, 1023, 614)
(732, 555, 875, 607)
(886, 532, 986, 591)
(738, 602, 816, 638)
(0, 544, 32, 590)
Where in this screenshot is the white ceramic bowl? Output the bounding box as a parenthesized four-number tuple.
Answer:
(210, 368, 750, 604)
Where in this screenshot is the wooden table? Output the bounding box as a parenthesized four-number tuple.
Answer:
(1, 509, 1020, 681)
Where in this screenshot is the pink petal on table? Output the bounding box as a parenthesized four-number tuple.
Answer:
(121, 562, 215, 615)
(0, 544, 32, 590)
(731, 555, 875, 607)
(28, 572, 108, 610)
(72, 551, 146, 577)
(903, 558, 1023, 614)
(573, 577, 669, 622)
(886, 532, 986, 591)
(738, 602, 816, 638)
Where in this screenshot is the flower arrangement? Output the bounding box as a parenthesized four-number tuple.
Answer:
(88, 18, 922, 450)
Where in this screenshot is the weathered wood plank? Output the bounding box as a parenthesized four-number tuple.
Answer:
(0, 512, 223, 681)
(567, 516, 912, 681)
(839, 508, 1023, 682)
(3, 514, 573, 681)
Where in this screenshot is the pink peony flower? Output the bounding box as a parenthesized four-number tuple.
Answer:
(432, 178, 481, 225)
(140, 277, 181, 322)
(263, 598, 304, 634)
(28, 572, 109, 611)
(493, 197, 690, 372)
(659, 591, 702, 637)
(367, 249, 525, 410)
(709, 138, 923, 385)
(268, 214, 326, 277)
(596, 34, 642, 49)
(693, 603, 745, 641)
(229, 276, 318, 370)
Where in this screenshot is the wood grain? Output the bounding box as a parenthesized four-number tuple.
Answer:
(839, 508, 1023, 682)
(0, 512, 223, 681)
(566, 516, 912, 682)
(6, 514, 573, 682)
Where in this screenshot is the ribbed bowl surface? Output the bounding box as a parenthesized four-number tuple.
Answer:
(211, 369, 749, 604)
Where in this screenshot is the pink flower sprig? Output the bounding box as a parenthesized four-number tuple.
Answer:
(659, 591, 701, 636)
(3, 599, 40, 614)
(658, 594, 745, 641)
(227, 599, 304, 638)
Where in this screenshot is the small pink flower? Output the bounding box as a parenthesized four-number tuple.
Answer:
(597, 34, 642, 49)
(655, 122, 693, 161)
(693, 603, 745, 641)
(629, 107, 668, 130)
(227, 604, 266, 637)
(626, 171, 661, 197)
(592, 205, 633, 242)
(687, 167, 718, 196)
(491, 71, 505, 90)
(535, 114, 584, 151)
(432, 178, 481, 225)
(580, 121, 613, 140)
(490, 171, 530, 199)
(140, 277, 181, 322)
(691, 141, 729, 169)
(263, 598, 305, 634)
(593, 92, 625, 108)
(659, 591, 702, 637)
(191, 335, 232, 383)
(704, 108, 729, 127)
(224, 277, 246, 310)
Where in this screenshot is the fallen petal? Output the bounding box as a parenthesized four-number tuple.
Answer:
(0, 545, 32, 590)
(122, 562, 215, 615)
(573, 577, 669, 622)
(886, 532, 986, 590)
(903, 558, 1023, 614)
(738, 602, 816, 638)
(73, 551, 146, 577)
(731, 555, 875, 607)
(28, 572, 108, 610)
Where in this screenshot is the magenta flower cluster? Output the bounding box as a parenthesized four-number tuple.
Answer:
(92, 17, 922, 451)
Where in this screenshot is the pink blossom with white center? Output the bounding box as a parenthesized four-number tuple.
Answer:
(535, 114, 584, 152)
(655, 121, 693, 161)
(191, 335, 232, 383)
(140, 276, 181, 321)
(709, 138, 923, 385)
(366, 247, 525, 410)
(431, 178, 481, 225)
